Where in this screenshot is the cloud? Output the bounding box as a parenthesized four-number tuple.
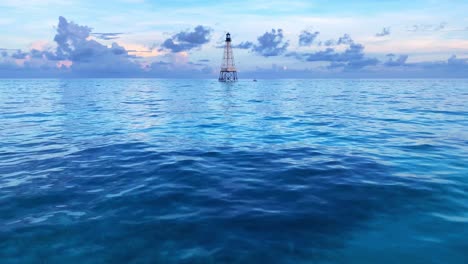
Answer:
(252, 29, 289, 57)
(384, 54, 408, 67)
(447, 55, 468, 66)
(376, 27, 391, 37)
(147, 60, 214, 78)
(394, 55, 468, 77)
(11, 50, 28, 59)
(321, 39, 335, 47)
(91, 32, 124, 40)
(0, 16, 145, 77)
(288, 35, 379, 70)
(416, 55, 468, 71)
(408, 22, 447, 32)
(299, 30, 319, 46)
(337, 34, 354, 45)
(407, 23, 468, 33)
(160, 25, 212, 52)
(233, 41, 254, 49)
(53, 16, 92, 60)
(52, 16, 142, 75)
(0, 16, 217, 78)
(319, 34, 354, 46)
(231, 29, 289, 56)
(1, 16, 468, 79)
(244, 54, 468, 78)
(120, 43, 162, 58)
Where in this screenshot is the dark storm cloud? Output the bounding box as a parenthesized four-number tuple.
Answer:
(160, 25, 212, 52)
(376, 27, 391, 37)
(299, 30, 319, 46)
(384, 54, 408, 67)
(252, 29, 289, 57)
(91, 32, 124, 40)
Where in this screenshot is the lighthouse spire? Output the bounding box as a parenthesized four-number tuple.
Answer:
(219, 32, 238, 82)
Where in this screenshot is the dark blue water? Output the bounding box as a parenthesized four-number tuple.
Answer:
(0, 79, 467, 263)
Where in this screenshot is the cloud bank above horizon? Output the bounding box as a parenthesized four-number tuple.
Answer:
(0, 0, 467, 78)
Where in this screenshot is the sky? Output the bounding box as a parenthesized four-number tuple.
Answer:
(0, 0, 467, 78)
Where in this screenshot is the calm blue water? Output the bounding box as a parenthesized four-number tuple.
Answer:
(0, 79, 467, 263)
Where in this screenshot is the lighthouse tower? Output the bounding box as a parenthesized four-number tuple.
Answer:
(219, 33, 238, 82)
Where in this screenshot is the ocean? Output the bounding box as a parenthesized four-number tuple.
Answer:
(0, 79, 467, 263)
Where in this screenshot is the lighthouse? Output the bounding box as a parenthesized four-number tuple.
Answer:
(219, 33, 238, 82)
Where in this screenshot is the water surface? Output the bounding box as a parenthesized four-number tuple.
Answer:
(0, 79, 467, 263)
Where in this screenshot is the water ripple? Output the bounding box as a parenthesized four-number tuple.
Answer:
(0, 79, 467, 263)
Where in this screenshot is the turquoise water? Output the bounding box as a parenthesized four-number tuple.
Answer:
(0, 79, 467, 263)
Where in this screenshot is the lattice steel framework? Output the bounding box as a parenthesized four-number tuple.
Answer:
(219, 33, 238, 82)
